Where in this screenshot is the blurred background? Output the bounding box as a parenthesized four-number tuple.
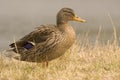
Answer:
(0, 0, 120, 51)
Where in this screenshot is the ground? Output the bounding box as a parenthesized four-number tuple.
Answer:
(0, 38, 120, 80)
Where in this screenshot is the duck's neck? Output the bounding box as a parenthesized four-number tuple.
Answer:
(57, 22, 70, 32)
(57, 19, 68, 25)
(57, 14, 70, 25)
(57, 18, 69, 31)
(57, 20, 76, 48)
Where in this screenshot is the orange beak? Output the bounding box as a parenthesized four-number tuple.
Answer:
(73, 15, 86, 22)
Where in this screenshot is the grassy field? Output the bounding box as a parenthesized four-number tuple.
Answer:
(0, 14, 120, 80)
(0, 37, 120, 80)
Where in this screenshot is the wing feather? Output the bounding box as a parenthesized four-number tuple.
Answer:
(9, 24, 59, 53)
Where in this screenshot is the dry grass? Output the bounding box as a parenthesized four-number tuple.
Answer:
(0, 38, 120, 80)
(0, 13, 120, 80)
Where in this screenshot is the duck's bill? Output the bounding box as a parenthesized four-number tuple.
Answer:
(73, 15, 86, 22)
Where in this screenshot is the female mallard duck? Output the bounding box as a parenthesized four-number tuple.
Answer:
(9, 8, 86, 63)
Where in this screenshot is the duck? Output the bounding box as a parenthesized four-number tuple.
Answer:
(9, 8, 86, 64)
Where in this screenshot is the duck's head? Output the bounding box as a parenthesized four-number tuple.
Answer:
(57, 8, 86, 25)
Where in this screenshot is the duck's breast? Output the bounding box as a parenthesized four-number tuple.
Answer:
(62, 24, 76, 48)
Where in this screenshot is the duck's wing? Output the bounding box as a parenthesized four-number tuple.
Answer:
(9, 25, 59, 53)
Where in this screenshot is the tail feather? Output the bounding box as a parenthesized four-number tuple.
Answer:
(9, 43, 15, 48)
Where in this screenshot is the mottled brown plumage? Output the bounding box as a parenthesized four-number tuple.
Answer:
(9, 8, 86, 63)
